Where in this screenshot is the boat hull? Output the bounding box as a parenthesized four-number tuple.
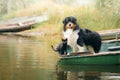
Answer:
(59, 52, 120, 65)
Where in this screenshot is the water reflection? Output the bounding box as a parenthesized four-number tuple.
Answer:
(0, 34, 58, 80)
(57, 64, 120, 80)
(0, 34, 120, 80)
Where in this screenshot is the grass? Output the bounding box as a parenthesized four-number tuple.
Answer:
(1, 0, 120, 35)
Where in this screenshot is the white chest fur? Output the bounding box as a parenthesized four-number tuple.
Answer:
(63, 29, 80, 52)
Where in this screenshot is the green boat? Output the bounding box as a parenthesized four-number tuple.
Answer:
(59, 51, 120, 65)
(58, 64, 120, 72)
(59, 38, 120, 65)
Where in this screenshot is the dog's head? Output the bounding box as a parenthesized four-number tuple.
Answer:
(63, 16, 79, 31)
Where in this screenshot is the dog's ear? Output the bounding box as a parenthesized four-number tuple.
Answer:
(63, 17, 68, 24)
(73, 17, 77, 23)
(74, 18, 77, 22)
(63, 18, 67, 24)
(63, 20, 65, 24)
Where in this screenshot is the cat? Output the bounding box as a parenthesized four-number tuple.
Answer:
(51, 38, 67, 55)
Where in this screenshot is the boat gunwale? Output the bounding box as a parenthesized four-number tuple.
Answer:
(102, 39, 120, 43)
(60, 51, 120, 59)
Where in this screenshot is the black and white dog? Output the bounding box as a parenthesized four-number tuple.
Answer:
(62, 16, 102, 54)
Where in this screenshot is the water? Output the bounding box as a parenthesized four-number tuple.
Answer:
(0, 35, 120, 80)
(57, 64, 120, 79)
(0, 34, 58, 80)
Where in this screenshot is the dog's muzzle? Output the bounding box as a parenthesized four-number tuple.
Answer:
(67, 22, 73, 29)
(65, 22, 76, 30)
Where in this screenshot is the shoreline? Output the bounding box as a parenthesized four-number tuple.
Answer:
(0, 28, 120, 38)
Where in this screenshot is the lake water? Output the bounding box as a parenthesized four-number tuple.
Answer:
(0, 34, 120, 80)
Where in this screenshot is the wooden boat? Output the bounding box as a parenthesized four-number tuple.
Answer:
(99, 29, 120, 40)
(0, 15, 48, 33)
(59, 39, 120, 65)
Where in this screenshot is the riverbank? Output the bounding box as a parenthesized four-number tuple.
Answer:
(0, 0, 119, 37)
(0, 15, 120, 38)
(7, 26, 120, 38)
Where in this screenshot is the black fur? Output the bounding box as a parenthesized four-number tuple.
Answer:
(51, 39, 67, 55)
(63, 16, 102, 53)
(77, 29, 102, 53)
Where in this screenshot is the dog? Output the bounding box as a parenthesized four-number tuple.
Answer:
(62, 16, 102, 54)
(51, 38, 67, 55)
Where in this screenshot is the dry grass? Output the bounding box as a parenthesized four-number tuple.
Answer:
(1, 0, 120, 35)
